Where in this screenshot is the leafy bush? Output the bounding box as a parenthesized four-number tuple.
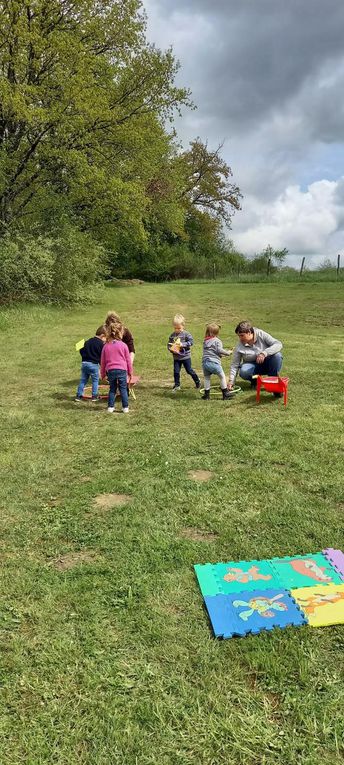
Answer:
(50, 226, 106, 303)
(0, 227, 106, 304)
(0, 234, 54, 302)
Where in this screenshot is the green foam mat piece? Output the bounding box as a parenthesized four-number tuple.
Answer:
(195, 559, 281, 596)
(270, 552, 342, 588)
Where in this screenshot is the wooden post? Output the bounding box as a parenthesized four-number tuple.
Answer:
(267, 257, 271, 276)
(300, 256, 305, 276)
(337, 253, 341, 277)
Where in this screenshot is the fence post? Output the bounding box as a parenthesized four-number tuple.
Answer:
(267, 257, 271, 276)
(300, 256, 305, 276)
(337, 253, 341, 277)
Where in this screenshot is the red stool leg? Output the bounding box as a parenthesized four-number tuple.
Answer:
(256, 376, 261, 403)
(284, 382, 288, 406)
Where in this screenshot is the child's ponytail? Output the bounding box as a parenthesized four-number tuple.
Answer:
(106, 320, 124, 342)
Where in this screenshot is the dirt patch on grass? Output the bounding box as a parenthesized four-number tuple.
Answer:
(336, 502, 344, 512)
(80, 476, 92, 483)
(94, 493, 132, 510)
(188, 470, 213, 482)
(52, 551, 97, 571)
(180, 527, 218, 542)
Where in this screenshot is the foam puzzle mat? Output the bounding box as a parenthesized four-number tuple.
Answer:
(195, 549, 344, 638)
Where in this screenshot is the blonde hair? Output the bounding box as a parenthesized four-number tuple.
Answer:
(205, 322, 221, 337)
(105, 310, 120, 326)
(173, 313, 185, 327)
(106, 319, 124, 342)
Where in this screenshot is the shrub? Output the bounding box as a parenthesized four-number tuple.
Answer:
(0, 234, 54, 302)
(0, 227, 106, 304)
(50, 226, 106, 303)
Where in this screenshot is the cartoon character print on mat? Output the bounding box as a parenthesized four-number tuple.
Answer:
(289, 558, 331, 582)
(233, 593, 288, 621)
(223, 565, 272, 584)
(296, 589, 344, 615)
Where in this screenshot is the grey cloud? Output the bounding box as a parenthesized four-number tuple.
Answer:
(155, 0, 344, 130)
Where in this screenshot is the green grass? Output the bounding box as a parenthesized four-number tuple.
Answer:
(1, 282, 343, 765)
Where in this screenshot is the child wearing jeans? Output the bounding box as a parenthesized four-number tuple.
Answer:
(75, 325, 106, 402)
(202, 323, 232, 400)
(100, 319, 133, 414)
(167, 313, 200, 392)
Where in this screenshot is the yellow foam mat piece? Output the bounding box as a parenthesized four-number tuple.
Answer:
(291, 584, 344, 627)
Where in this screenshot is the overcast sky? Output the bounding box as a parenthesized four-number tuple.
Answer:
(143, 0, 344, 266)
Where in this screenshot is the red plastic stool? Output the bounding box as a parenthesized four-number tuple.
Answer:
(256, 375, 289, 406)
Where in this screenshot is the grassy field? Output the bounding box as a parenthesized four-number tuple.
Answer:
(1, 282, 343, 765)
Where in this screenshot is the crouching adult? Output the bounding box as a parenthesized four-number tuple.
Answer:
(228, 321, 283, 391)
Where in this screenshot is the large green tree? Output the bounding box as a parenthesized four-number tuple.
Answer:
(0, 1, 243, 294)
(0, 0, 189, 246)
(176, 138, 242, 226)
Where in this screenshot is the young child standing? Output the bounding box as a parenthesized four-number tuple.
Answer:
(100, 319, 133, 414)
(75, 325, 106, 402)
(167, 314, 200, 392)
(202, 323, 232, 400)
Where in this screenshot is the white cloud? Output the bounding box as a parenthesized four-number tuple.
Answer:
(232, 179, 344, 264)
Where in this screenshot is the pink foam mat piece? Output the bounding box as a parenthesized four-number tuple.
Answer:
(323, 549, 344, 580)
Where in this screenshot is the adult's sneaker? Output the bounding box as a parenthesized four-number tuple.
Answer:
(122, 407, 129, 414)
(172, 386, 181, 393)
(195, 380, 201, 389)
(74, 397, 82, 403)
(107, 407, 114, 413)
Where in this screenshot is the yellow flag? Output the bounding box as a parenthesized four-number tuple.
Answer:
(75, 339, 85, 351)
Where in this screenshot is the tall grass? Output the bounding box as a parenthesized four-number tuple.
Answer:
(173, 268, 344, 285)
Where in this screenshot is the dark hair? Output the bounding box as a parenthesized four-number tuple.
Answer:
(235, 321, 254, 335)
(96, 325, 106, 337)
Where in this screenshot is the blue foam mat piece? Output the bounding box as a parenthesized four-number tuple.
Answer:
(204, 589, 307, 639)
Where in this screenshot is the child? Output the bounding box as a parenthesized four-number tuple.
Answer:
(75, 325, 106, 402)
(104, 311, 135, 366)
(167, 313, 200, 392)
(202, 323, 232, 400)
(100, 319, 133, 414)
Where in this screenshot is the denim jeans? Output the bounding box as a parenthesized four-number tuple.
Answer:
(239, 352, 283, 382)
(77, 361, 99, 398)
(107, 368, 128, 409)
(202, 360, 227, 390)
(173, 357, 200, 386)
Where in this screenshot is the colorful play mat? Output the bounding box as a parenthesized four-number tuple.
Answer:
(195, 548, 344, 638)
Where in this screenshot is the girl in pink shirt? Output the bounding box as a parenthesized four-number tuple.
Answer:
(100, 320, 133, 414)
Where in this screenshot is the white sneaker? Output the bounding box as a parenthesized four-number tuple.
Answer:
(172, 386, 181, 393)
(107, 407, 114, 413)
(122, 407, 129, 414)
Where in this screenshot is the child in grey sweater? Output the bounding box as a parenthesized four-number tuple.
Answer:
(202, 323, 232, 400)
(168, 313, 200, 392)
